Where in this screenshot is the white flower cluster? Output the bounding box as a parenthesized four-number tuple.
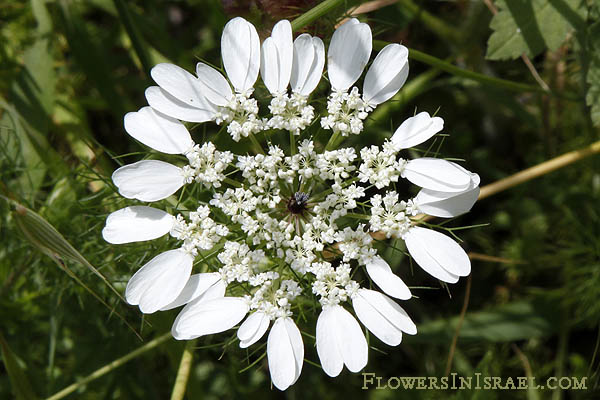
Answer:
(170, 206, 229, 255)
(214, 92, 265, 142)
(320, 87, 372, 136)
(267, 93, 315, 135)
(103, 16, 481, 391)
(370, 192, 418, 239)
(182, 142, 233, 187)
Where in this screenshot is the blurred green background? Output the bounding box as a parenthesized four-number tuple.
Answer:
(1, 0, 599, 398)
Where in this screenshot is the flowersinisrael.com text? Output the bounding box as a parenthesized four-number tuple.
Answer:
(362, 373, 588, 390)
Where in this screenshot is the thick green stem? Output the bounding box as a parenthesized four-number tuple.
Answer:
(398, 0, 462, 43)
(46, 333, 172, 400)
(291, 0, 353, 32)
(248, 134, 264, 154)
(170, 340, 196, 400)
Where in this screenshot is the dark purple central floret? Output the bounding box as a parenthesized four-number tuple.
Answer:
(287, 191, 310, 214)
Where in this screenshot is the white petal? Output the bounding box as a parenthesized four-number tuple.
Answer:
(316, 307, 344, 377)
(290, 34, 314, 94)
(271, 20, 293, 93)
(403, 158, 471, 192)
(125, 249, 193, 314)
(332, 306, 368, 373)
(365, 256, 412, 300)
(267, 317, 304, 390)
(260, 38, 280, 95)
(363, 44, 409, 105)
(195, 63, 233, 106)
(415, 172, 480, 218)
(353, 289, 416, 346)
(391, 112, 443, 149)
(238, 312, 270, 348)
(291, 35, 325, 96)
(160, 273, 224, 311)
(404, 227, 471, 281)
(124, 106, 194, 154)
(172, 297, 249, 340)
(221, 17, 260, 92)
(112, 160, 184, 202)
(327, 18, 372, 92)
(145, 86, 215, 123)
(150, 63, 212, 108)
(102, 206, 173, 244)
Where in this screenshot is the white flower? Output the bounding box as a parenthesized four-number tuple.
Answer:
(102, 206, 174, 244)
(316, 305, 368, 377)
(391, 111, 443, 150)
(267, 317, 304, 390)
(414, 169, 480, 217)
(321, 19, 409, 136)
(403, 226, 471, 283)
(102, 15, 482, 391)
(125, 249, 194, 314)
(365, 256, 411, 300)
(352, 288, 416, 346)
(112, 160, 184, 202)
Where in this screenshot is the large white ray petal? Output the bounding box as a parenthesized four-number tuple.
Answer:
(415, 172, 480, 218)
(238, 311, 270, 348)
(160, 273, 224, 311)
(145, 86, 215, 123)
(365, 256, 412, 300)
(391, 112, 444, 149)
(332, 305, 368, 373)
(403, 158, 471, 192)
(125, 249, 193, 314)
(195, 62, 233, 106)
(271, 19, 293, 93)
(353, 289, 416, 346)
(102, 206, 173, 244)
(267, 317, 304, 390)
(405, 227, 471, 281)
(124, 106, 193, 154)
(221, 17, 260, 92)
(290, 34, 314, 94)
(150, 63, 211, 108)
(363, 44, 409, 105)
(112, 160, 184, 202)
(316, 307, 344, 377)
(260, 38, 280, 95)
(327, 19, 372, 92)
(172, 297, 248, 340)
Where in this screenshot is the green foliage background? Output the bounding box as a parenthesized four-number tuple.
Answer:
(1, 0, 599, 398)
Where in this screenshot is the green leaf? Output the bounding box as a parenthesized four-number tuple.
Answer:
(408, 300, 560, 343)
(0, 331, 38, 400)
(486, 0, 586, 60)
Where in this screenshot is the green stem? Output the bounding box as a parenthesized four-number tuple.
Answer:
(324, 131, 341, 151)
(374, 40, 546, 94)
(46, 333, 172, 400)
(291, 0, 353, 32)
(170, 340, 196, 400)
(248, 134, 264, 154)
(290, 130, 296, 155)
(398, 0, 462, 43)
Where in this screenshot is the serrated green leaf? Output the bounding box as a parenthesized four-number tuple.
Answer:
(0, 331, 38, 400)
(486, 0, 586, 60)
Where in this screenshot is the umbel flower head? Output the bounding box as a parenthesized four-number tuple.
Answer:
(103, 17, 480, 390)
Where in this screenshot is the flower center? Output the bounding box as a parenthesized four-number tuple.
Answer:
(287, 191, 310, 215)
